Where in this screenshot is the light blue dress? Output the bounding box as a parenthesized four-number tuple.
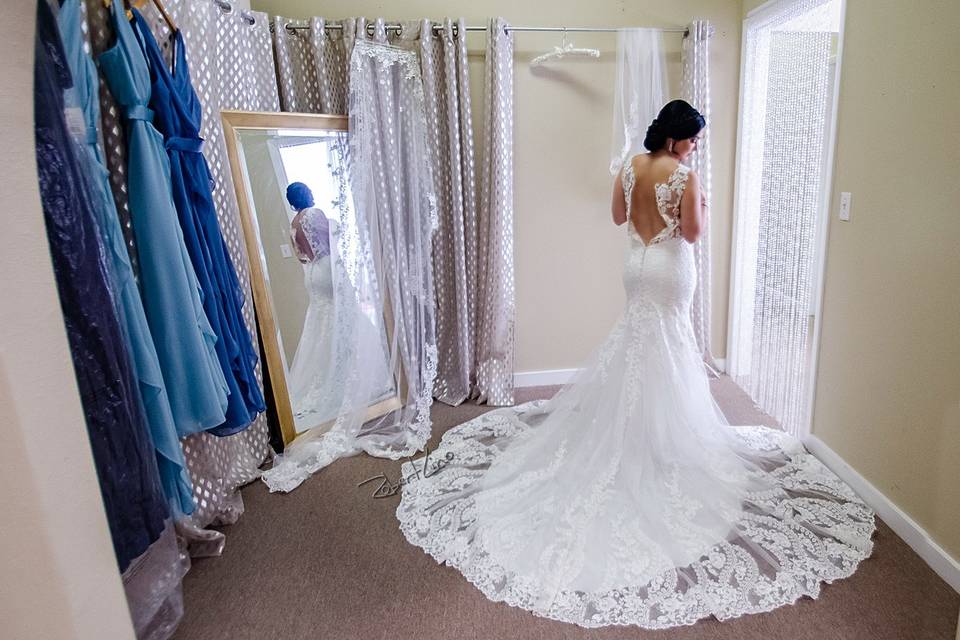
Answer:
(99, 0, 229, 437)
(133, 10, 266, 435)
(57, 0, 195, 515)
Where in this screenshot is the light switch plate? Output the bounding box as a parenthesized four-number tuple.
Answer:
(280, 243, 293, 258)
(839, 192, 851, 221)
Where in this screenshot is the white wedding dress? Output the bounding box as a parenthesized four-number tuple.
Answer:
(287, 251, 342, 426)
(396, 160, 876, 629)
(287, 209, 393, 430)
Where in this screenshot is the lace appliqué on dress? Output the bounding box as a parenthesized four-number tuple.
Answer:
(655, 164, 689, 232)
(622, 162, 637, 216)
(622, 160, 690, 247)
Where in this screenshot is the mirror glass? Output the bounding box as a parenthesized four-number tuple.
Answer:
(231, 121, 398, 438)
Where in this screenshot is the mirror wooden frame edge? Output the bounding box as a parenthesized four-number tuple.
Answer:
(221, 109, 349, 446)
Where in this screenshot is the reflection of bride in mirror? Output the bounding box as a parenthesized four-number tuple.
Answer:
(285, 182, 393, 431)
(286, 181, 338, 426)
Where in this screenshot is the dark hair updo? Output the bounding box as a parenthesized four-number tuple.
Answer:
(643, 99, 706, 152)
(286, 181, 315, 210)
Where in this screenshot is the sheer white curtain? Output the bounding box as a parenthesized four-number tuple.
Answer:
(609, 28, 666, 176)
(682, 20, 716, 366)
(729, 0, 840, 435)
(262, 38, 439, 492)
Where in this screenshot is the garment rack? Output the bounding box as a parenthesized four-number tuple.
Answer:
(280, 23, 699, 38)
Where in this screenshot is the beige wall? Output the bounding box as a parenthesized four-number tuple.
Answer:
(791, 0, 960, 560)
(0, 3, 135, 638)
(252, 0, 743, 372)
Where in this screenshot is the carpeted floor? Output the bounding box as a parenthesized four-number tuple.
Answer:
(175, 376, 959, 640)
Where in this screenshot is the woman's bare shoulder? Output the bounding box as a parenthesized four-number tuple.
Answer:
(634, 153, 682, 182)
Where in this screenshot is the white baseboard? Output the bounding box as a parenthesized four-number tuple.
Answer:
(513, 368, 579, 387)
(517, 359, 727, 387)
(803, 435, 960, 593)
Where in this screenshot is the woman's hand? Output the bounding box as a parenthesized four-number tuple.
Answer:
(700, 190, 709, 211)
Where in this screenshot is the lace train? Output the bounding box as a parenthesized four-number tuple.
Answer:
(396, 399, 875, 628)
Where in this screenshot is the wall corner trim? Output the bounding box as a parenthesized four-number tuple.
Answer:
(803, 434, 960, 593)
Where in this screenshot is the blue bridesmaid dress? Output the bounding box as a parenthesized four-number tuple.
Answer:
(132, 10, 266, 436)
(57, 0, 194, 515)
(99, 0, 229, 437)
(34, 0, 167, 571)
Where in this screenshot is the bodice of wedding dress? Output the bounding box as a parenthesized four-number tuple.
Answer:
(622, 158, 689, 246)
(290, 207, 333, 263)
(396, 159, 875, 629)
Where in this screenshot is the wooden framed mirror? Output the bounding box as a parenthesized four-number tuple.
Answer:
(221, 110, 402, 446)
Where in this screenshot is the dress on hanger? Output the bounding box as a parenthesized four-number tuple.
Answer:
(99, 0, 229, 437)
(397, 157, 875, 629)
(34, 0, 168, 571)
(57, 0, 194, 515)
(131, 9, 265, 436)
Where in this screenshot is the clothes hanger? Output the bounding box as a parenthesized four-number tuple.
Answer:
(530, 28, 600, 67)
(102, 0, 177, 32)
(134, 0, 177, 32)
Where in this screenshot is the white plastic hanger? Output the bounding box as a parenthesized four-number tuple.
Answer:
(530, 28, 600, 67)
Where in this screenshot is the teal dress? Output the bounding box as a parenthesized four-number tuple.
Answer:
(99, 0, 229, 437)
(57, 0, 194, 515)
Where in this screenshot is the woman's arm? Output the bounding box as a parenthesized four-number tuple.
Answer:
(678, 170, 704, 244)
(611, 170, 627, 226)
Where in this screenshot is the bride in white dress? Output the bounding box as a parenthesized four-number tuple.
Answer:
(285, 182, 393, 430)
(285, 182, 343, 427)
(396, 101, 876, 629)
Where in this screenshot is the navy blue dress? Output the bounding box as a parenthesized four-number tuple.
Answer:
(132, 10, 266, 435)
(34, 0, 168, 572)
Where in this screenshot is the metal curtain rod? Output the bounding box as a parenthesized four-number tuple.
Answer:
(281, 22, 695, 37)
(213, 0, 256, 25)
(209, 1, 703, 36)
